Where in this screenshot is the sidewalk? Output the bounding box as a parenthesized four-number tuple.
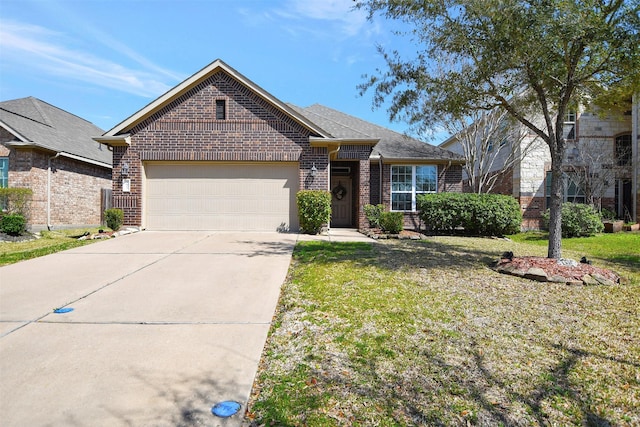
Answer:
(296, 228, 374, 243)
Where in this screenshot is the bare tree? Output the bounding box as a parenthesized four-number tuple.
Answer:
(564, 138, 632, 212)
(445, 109, 533, 194)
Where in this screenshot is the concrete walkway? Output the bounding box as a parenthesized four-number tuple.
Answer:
(0, 229, 371, 426)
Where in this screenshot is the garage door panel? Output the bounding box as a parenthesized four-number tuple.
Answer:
(144, 163, 299, 231)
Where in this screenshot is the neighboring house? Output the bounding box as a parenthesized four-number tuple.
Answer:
(94, 59, 463, 232)
(440, 98, 639, 229)
(0, 97, 113, 230)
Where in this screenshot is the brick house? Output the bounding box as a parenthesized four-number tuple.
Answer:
(0, 97, 112, 230)
(440, 97, 639, 229)
(95, 59, 463, 232)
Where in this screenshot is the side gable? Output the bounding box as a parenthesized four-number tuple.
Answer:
(100, 59, 330, 140)
(123, 69, 322, 163)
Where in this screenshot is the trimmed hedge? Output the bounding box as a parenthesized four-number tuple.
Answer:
(379, 211, 404, 234)
(542, 202, 604, 238)
(296, 190, 331, 234)
(1, 214, 26, 236)
(417, 193, 522, 236)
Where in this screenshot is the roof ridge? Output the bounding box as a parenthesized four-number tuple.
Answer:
(30, 97, 54, 127)
(304, 104, 372, 139)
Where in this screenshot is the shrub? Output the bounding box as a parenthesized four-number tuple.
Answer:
(417, 193, 522, 236)
(542, 203, 604, 238)
(364, 204, 385, 228)
(600, 207, 617, 221)
(104, 208, 124, 231)
(0, 187, 33, 217)
(296, 190, 331, 234)
(379, 211, 404, 234)
(1, 214, 26, 236)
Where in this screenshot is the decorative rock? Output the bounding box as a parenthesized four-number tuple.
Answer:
(548, 275, 569, 283)
(566, 279, 584, 286)
(592, 273, 615, 286)
(524, 267, 548, 282)
(581, 274, 599, 285)
(557, 258, 578, 267)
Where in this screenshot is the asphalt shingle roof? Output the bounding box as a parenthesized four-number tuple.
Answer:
(0, 97, 112, 166)
(292, 104, 464, 162)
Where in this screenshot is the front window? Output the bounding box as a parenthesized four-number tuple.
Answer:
(0, 158, 8, 188)
(563, 110, 577, 140)
(615, 134, 632, 166)
(546, 170, 586, 208)
(391, 165, 437, 211)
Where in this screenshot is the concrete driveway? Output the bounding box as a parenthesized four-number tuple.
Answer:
(0, 231, 297, 426)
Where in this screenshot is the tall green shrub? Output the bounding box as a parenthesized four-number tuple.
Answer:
(296, 190, 331, 234)
(104, 208, 124, 231)
(417, 193, 522, 236)
(542, 203, 604, 238)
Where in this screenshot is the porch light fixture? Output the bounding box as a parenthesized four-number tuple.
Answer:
(121, 161, 130, 176)
(310, 163, 318, 177)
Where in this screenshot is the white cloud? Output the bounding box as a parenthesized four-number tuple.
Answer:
(0, 20, 177, 98)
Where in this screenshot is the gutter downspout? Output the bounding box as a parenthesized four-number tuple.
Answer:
(379, 155, 383, 204)
(47, 152, 60, 230)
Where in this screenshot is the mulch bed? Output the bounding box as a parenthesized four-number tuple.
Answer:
(494, 255, 620, 285)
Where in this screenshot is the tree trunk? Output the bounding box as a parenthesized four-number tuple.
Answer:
(548, 149, 564, 259)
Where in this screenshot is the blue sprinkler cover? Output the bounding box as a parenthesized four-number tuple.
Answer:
(211, 401, 241, 418)
(53, 307, 74, 314)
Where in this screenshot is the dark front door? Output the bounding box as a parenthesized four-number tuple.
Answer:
(330, 177, 352, 227)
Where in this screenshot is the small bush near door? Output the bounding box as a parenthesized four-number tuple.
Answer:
(379, 211, 404, 234)
(296, 190, 331, 234)
(104, 208, 124, 231)
(364, 204, 385, 229)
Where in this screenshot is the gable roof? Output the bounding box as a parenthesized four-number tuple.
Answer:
(99, 59, 331, 140)
(0, 97, 112, 167)
(293, 104, 464, 163)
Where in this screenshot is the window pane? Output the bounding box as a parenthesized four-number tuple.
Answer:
(416, 165, 437, 193)
(0, 158, 8, 188)
(391, 166, 412, 192)
(392, 193, 412, 211)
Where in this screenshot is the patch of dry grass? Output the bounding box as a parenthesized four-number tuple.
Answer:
(247, 237, 639, 426)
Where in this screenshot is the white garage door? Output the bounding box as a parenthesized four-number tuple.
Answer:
(144, 162, 299, 231)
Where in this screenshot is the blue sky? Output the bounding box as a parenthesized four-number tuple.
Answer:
(0, 0, 438, 139)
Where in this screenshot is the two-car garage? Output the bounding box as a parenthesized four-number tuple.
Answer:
(143, 162, 299, 231)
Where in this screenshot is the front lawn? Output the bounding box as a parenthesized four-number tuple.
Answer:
(509, 231, 640, 271)
(0, 228, 106, 266)
(247, 235, 639, 426)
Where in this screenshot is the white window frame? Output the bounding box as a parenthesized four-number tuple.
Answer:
(0, 157, 8, 188)
(390, 165, 438, 212)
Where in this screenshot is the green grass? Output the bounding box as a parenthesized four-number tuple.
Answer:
(509, 231, 640, 271)
(248, 236, 640, 426)
(0, 228, 107, 266)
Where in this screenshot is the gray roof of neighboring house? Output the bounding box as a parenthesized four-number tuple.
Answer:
(0, 97, 112, 167)
(292, 104, 464, 162)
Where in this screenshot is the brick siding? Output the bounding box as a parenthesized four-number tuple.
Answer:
(1, 142, 111, 228)
(114, 69, 326, 227)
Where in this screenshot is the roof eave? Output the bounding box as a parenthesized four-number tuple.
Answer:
(93, 134, 131, 147)
(371, 156, 465, 165)
(310, 137, 379, 148)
